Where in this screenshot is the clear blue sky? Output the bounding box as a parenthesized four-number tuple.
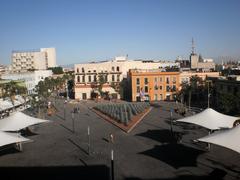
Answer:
(0, 0, 240, 65)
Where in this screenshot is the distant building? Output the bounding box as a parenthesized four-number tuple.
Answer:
(179, 71, 220, 86)
(11, 48, 56, 72)
(1, 70, 52, 94)
(129, 69, 180, 101)
(0, 64, 7, 75)
(74, 56, 179, 100)
(190, 39, 215, 71)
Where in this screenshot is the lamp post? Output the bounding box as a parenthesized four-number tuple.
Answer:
(206, 80, 212, 108)
(64, 100, 67, 120)
(71, 111, 75, 133)
(111, 149, 114, 180)
(87, 126, 90, 155)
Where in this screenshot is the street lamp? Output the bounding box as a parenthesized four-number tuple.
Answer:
(64, 100, 67, 120)
(206, 80, 212, 108)
(71, 111, 75, 133)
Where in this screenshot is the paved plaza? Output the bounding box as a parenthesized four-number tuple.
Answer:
(0, 98, 239, 180)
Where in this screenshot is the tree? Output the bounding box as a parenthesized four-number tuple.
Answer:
(98, 74, 106, 96)
(48, 67, 64, 74)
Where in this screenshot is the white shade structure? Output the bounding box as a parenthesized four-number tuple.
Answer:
(0, 99, 14, 111)
(0, 112, 50, 132)
(198, 125, 240, 154)
(177, 108, 239, 130)
(0, 131, 31, 147)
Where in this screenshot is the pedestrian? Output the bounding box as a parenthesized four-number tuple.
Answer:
(109, 133, 114, 143)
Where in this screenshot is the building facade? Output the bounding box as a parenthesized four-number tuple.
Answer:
(1, 70, 52, 94)
(11, 48, 56, 72)
(180, 71, 220, 85)
(74, 56, 180, 100)
(129, 69, 180, 102)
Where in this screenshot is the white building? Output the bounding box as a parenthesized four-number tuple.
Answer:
(1, 70, 53, 94)
(75, 56, 179, 100)
(11, 48, 56, 72)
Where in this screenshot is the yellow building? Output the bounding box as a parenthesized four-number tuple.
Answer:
(129, 69, 180, 101)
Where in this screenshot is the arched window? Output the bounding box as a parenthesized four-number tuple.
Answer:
(112, 74, 115, 82)
(82, 68, 85, 73)
(116, 66, 120, 71)
(77, 76, 80, 82)
(77, 68, 79, 73)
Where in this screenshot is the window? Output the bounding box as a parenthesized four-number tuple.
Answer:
(82, 68, 85, 73)
(154, 77, 158, 83)
(166, 77, 170, 84)
(112, 74, 115, 82)
(105, 75, 108, 82)
(172, 85, 176, 91)
(82, 75, 85, 83)
(154, 85, 158, 90)
(159, 94, 163, 100)
(88, 70, 91, 73)
(154, 94, 158, 101)
(116, 66, 120, 71)
(117, 75, 120, 82)
(93, 70, 96, 73)
(112, 66, 115, 71)
(166, 86, 171, 92)
(77, 68, 79, 73)
(144, 78, 148, 84)
(136, 78, 140, 85)
(144, 86, 148, 93)
(137, 86, 140, 93)
(88, 75, 91, 82)
(159, 86, 162, 90)
(172, 76, 176, 83)
(159, 77, 163, 82)
(77, 76, 80, 82)
(94, 75, 97, 82)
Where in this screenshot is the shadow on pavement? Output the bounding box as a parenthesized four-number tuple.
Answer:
(136, 129, 187, 144)
(0, 145, 19, 157)
(125, 168, 227, 180)
(20, 128, 38, 137)
(139, 143, 205, 169)
(0, 165, 110, 180)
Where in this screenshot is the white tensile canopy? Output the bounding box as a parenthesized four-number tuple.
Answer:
(177, 108, 239, 130)
(198, 125, 240, 154)
(0, 131, 31, 147)
(0, 99, 14, 111)
(0, 112, 50, 132)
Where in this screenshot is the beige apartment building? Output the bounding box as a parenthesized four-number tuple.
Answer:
(11, 48, 56, 72)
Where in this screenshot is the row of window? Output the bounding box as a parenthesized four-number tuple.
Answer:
(136, 85, 177, 93)
(136, 76, 177, 85)
(76, 66, 120, 73)
(77, 74, 120, 83)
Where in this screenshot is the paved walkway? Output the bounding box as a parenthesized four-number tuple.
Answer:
(0, 99, 239, 180)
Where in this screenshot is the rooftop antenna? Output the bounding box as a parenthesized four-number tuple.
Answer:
(191, 37, 195, 55)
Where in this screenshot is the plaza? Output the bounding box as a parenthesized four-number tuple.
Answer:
(0, 99, 239, 180)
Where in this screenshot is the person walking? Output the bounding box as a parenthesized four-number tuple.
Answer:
(109, 133, 114, 143)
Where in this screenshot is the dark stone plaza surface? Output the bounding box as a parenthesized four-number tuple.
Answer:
(0, 99, 239, 180)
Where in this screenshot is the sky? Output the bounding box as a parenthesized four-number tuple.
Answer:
(0, 0, 240, 65)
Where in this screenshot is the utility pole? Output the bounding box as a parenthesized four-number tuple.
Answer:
(170, 108, 174, 136)
(72, 112, 75, 133)
(206, 80, 212, 108)
(88, 126, 90, 155)
(111, 149, 114, 180)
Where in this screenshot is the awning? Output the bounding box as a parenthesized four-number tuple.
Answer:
(0, 112, 50, 132)
(0, 131, 31, 147)
(177, 108, 239, 130)
(198, 125, 240, 154)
